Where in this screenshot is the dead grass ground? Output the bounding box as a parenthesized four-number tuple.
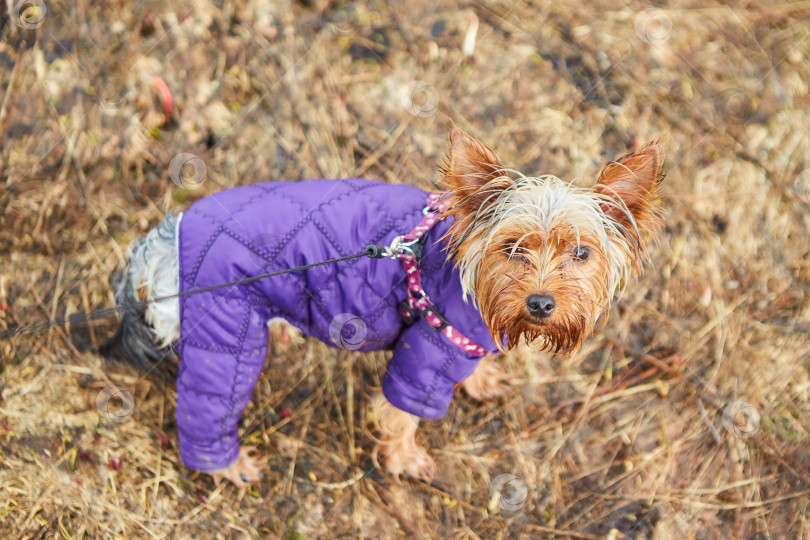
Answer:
(1, 0, 810, 538)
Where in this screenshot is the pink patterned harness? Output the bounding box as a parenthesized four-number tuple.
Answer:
(395, 193, 490, 357)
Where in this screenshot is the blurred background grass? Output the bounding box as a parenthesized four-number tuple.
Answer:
(1, 1, 809, 538)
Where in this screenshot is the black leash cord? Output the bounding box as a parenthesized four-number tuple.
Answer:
(1, 245, 386, 340)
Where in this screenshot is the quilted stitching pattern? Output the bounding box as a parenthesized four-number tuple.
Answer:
(175, 178, 497, 471)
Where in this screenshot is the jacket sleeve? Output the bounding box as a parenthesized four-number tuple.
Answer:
(382, 321, 483, 420)
(175, 289, 268, 471)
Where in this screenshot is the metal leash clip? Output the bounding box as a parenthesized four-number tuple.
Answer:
(382, 235, 422, 260)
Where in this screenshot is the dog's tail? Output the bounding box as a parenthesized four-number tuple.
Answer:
(99, 213, 181, 380)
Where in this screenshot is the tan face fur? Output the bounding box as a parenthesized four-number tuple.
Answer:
(440, 128, 665, 353)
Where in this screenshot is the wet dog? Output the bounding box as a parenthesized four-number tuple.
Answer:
(102, 127, 664, 485)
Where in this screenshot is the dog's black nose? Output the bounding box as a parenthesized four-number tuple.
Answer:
(526, 294, 555, 319)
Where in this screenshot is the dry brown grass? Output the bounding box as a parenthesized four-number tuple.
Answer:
(1, 0, 810, 538)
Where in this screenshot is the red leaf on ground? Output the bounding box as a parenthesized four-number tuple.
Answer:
(153, 74, 173, 124)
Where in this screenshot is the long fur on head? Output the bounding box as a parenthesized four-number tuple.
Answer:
(439, 128, 665, 353)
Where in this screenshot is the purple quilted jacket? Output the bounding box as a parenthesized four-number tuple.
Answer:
(175, 178, 497, 471)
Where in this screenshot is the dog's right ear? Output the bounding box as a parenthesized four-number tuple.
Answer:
(440, 127, 509, 214)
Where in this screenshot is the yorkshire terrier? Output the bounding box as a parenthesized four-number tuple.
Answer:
(102, 127, 664, 486)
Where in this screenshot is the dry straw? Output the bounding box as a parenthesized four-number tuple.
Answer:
(1, 0, 809, 538)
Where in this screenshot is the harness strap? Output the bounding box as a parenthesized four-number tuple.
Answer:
(397, 194, 489, 358)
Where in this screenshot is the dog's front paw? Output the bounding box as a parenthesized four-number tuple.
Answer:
(375, 441, 436, 483)
(462, 357, 511, 401)
(369, 392, 435, 483)
(209, 446, 265, 487)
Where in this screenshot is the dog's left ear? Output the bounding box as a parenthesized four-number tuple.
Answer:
(595, 138, 665, 240)
(440, 127, 510, 214)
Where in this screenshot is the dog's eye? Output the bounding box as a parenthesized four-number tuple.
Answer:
(503, 243, 525, 255)
(503, 243, 530, 264)
(573, 246, 590, 261)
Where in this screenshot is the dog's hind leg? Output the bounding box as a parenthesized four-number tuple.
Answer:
(266, 317, 304, 346)
(209, 446, 265, 487)
(99, 213, 181, 378)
